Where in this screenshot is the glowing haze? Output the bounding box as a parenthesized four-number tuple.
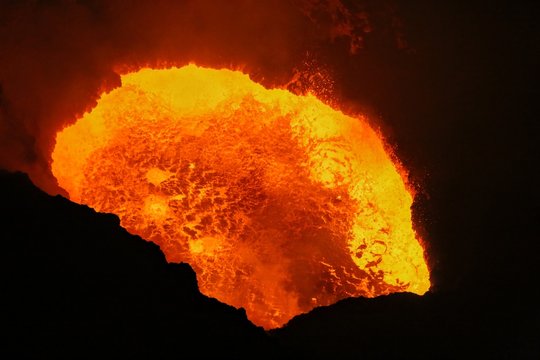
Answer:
(52, 65, 429, 329)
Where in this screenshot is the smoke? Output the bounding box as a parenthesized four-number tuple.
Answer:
(0, 0, 407, 194)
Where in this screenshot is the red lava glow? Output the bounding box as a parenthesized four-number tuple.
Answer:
(52, 65, 430, 329)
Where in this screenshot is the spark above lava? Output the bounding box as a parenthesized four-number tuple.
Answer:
(52, 65, 430, 329)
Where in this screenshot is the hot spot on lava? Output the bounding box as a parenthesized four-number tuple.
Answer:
(51, 65, 430, 329)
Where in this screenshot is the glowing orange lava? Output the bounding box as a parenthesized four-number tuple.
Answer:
(51, 65, 430, 329)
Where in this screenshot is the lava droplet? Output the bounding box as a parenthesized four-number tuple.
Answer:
(52, 65, 430, 329)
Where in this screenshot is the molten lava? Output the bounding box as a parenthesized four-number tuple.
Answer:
(52, 65, 430, 329)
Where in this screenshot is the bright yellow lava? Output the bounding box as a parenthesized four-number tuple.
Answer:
(52, 65, 430, 329)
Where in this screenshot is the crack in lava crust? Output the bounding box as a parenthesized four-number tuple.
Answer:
(52, 65, 430, 329)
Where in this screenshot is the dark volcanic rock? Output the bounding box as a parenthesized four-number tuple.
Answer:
(0, 164, 537, 359)
(0, 170, 271, 358)
(271, 291, 538, 359)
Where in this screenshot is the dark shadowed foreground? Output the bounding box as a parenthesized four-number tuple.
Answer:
(0, 170, 272, 359)
(1, 170, 537, 359)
